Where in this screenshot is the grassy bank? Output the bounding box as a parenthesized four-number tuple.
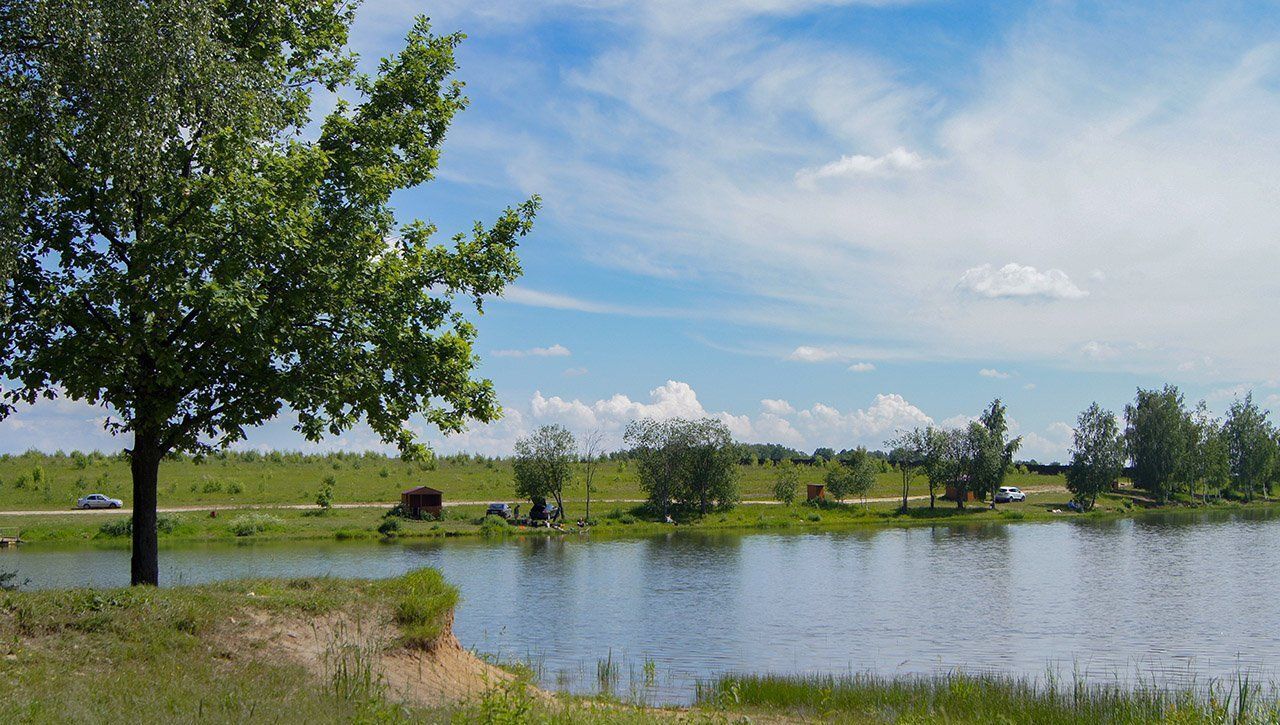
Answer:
(0, 572, 711, 724)
(5, 489, 1280, 548)
(4, 571, 1273, 724)
(0, 571, 461, 722)
(698, 671, 1280, 723)
(0, 449, 1064, 511)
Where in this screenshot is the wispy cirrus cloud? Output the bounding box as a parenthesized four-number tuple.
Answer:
(491, 344, 572, 358)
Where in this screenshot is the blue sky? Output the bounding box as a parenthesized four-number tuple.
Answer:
(6, 0, 1280, 460)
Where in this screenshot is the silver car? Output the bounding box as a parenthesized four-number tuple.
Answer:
(76, 493, 123, 509)
(994, 486, 1026, 503)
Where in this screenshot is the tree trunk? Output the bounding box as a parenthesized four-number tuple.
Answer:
(900, 471, 908, 513)
(130, 431, 162, 586)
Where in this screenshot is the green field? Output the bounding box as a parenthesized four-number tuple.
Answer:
(0, 450, 1067, 511)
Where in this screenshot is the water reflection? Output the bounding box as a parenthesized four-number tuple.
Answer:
(5, 510, 1280, 703)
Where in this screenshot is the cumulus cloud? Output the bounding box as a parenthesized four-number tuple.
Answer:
(491, 344, 572, 358)
(848, 362, 876, 372)
(761, 398, 795, 415)
(978, 368, 1011, 379)
(957, 263, 1088, 300)
(795, 147, 931, 187)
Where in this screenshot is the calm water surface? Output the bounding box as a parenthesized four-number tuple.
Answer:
(5, 509, 1279, 702)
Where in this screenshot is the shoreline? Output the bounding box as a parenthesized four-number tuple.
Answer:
(3, 491, 1278, 550)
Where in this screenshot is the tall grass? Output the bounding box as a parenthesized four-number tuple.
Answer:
(383, 568, 459, 648)
(697, 670, 1280, 723)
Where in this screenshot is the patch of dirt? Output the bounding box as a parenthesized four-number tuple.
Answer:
(228, 605, 517, 708)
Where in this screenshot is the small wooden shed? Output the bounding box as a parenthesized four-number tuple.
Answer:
(401, 486, 443, 519)
(944, 485, 976, 502)
(807, 483, 825, 502)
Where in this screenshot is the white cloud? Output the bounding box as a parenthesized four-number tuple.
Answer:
(787, 346, 845, 363)
(1080, 341, 1119, 361)
(795, 147, 931, 187)
(978, 368, 1011, 379)
(491, 344, 572, 358)
(761, 398, 795, 415)
(1023, 383, 1037, 391)
(848, 362, 876, 372)
(957, 263, 1088, 300)
(562, 367, 589, 377)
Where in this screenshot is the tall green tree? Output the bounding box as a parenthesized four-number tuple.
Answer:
(513, 424, 576, 521)
(624, 417, 740, 517)
(1124, 386, 1190, 504)
(681, 418, 741, 515)
(967, 399, 1021, 510)
(1065, 402, 1124, 511)
(0, 1, 537, 584)
(1222, 393, 1276, 502)
(1183, 402, 1229, 504)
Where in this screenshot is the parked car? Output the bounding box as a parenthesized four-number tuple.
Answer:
(994, 486, 1026, 503)
(77, 493, 123, 509)
(486, 502, 513, 520)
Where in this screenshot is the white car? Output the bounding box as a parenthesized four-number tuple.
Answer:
(76, 493, 123, 509)
(994, 486, 1026, 503)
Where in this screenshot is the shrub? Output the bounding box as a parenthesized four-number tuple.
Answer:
(807, 512, 821, 522)
(617, 513, 637, 525)
(378, 467, 390, 478)
(201, 479, 223, 494)
(383, 503, 408, 519)
(229, 513, 283, 537)
(377, 518, 402, 537)
(98, 515, 179, 538)
(226, 481, 244, 495)
(479, 516, 510, 537)
(315, 475, 336, 510)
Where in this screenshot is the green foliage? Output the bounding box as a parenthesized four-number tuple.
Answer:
(98, 515, 179, 538)
(316, 475, 336, 510)
(624, 417, 741, 516)
(512, 424, 576, 519)
(1125, 385, 1191, 503)
(376, 517, 401, 537)
(0, 0, 537, 584)
(479, 515, 510, 537)
(228, 513, 283, 537)
(1223, 393, 1277, 502)
(965, 399, 1022, 507)
(1066, 403, 1125, 511)
(771, 463, 799, 505)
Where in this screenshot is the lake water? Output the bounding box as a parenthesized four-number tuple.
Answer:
(5, 509, 1280, 703)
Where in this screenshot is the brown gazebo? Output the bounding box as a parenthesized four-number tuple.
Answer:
(401, 486, 443, 519)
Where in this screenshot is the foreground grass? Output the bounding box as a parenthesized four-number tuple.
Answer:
(0, 571, 460, 723)
(699, 671, 1280, 723)
(0, 572, 724, 724)
(0, 449, 1066, 511)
